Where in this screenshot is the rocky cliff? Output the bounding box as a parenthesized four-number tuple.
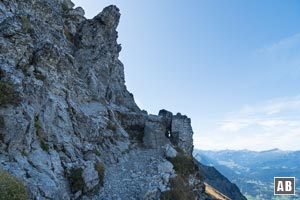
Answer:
(0, 0, 243, 199)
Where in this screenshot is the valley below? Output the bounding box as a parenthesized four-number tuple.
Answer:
(194, 148, 300, 200)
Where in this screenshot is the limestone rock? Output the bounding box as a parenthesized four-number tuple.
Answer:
(141, 188, 159, 200)
(94, 5, 120, 30)
(143, 115, 170, 149)
(59, 0, 75, 9)
(163, 144, 177, 158)
(0, 1, 137, 198)
(158, 109, 172, 129)
(69, 7, 85, 17)
(157, 160, 174, 174)
(82, 162, 99, 193)
(171, 113, 194, 156)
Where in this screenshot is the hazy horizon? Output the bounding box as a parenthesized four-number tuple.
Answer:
(194, 147, 300, 152)
(73, 0, 300, 151)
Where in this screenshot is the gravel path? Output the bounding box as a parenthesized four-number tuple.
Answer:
(98, 148, 173, 200)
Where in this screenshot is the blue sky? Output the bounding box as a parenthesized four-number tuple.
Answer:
(72, 0, 300, 150)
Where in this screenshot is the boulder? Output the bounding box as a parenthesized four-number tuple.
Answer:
(163, 144, 177, 158)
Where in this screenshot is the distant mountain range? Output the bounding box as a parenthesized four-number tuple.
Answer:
(194, 149, 300, 200)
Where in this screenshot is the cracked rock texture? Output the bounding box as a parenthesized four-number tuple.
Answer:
(0, 0, 234, 199)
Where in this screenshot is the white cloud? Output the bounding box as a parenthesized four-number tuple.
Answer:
(220, 96, 300, 130)
(195, 95, 300, 150)
(262, 96, 300, 115)
(219, 120, 250, 132)
(258, 33, 300, 56)
(258, 119, 286, 127)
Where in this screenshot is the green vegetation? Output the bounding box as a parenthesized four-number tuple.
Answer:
(17, 64, 29, 74)
(114, 95, 122, 105)
(107, 121, 116, 132)
(0, 114, 4, 141)
(19, 15, 32, 33)
(0, 81, 19, 106)
(21, 151, 28, 157)
(34, 73, 46, 81)
(161, 147, 204, 199)
(64, 26, 73, 43)
(34, 115, 42, 137)
(126, 125, 144, 143)
(113, 111, 144, 143)
(0, 170, 28, 200)
(67, 106, 76, 115)
(0, 69, 4, 78)
(160, 176, 194, 200)
(0, 116, 4, 129)
(167, 150, 196, 176)
(69, 168, 84, 192)
(93, 149, 101, 156)
(94, 163, 105, 186)
(61, 3, 70, 11)
(40, 141, 49, 152)
(34, 116, 49, 152)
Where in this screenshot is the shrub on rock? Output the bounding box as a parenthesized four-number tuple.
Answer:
(0, 81, 19, 106)
(160, 175, 194, 200)
(0, 170, 28, 200)
(167, 150, 195, 176)
(69, 168, 84, 192)
(94, 163, 105, 186)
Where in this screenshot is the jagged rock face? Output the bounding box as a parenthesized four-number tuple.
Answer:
(0, 0, 199, 199)
(154, 110, 194, 156)
(0, 1, 138, 199)
(143, 115, 170, 149)
(171, 113, 194, 156)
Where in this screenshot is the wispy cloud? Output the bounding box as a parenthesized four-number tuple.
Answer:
(219, 96, 300, 132)
(255, 33, 300, 77)
(258, 33, 300, 56)
(209, 96, 300, 150)
(219, 120, 250, 132)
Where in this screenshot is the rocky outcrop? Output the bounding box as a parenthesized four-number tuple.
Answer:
(143, 115, 170, 149)
(0, 1, 140, 198)
(0, 0, 237, 199)
(143, 110, 194, 157)
(171, 113, 194, 156)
